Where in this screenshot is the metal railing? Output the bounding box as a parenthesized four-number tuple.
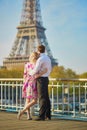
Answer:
(0, 78, 87, 120)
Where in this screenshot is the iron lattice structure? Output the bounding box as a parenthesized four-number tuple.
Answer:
(3, 0, 58, 69)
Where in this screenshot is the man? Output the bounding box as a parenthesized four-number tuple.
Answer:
(30, 45, 52, 121)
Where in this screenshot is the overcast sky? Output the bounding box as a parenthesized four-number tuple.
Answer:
(0, 0, 87, 74)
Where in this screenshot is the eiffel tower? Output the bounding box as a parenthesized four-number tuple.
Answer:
(3, 0, 58, 69)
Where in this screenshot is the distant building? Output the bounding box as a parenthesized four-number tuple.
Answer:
(3, 0, 58, 69)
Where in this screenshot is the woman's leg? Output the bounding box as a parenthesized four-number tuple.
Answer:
(17, 98, 37, 119)
(17, 98, 30, 120)
(23, 98, 37, 112)
(25, 98, 31, 119)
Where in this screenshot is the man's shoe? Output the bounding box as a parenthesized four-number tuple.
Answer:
(46, 116, 51, 120)
(34, 117, 45, 121)
(27, 117, 32, 120)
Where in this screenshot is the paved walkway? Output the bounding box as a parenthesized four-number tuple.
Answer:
(0, 111, 87, 130)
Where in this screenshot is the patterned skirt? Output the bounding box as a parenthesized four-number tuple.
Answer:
(22, 80, 38, 99)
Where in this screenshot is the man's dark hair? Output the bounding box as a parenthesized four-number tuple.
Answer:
(38, 45, 45, 53)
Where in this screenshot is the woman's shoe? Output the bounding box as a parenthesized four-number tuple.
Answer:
(17, 110, 22, 120)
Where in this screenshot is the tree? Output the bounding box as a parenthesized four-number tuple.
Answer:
(0, 68, 24, 78)
(65, 68, 78, 78)
(50, 66, 66, 78)
(50, 66, 78, 78)
(79, 72, 87, 78)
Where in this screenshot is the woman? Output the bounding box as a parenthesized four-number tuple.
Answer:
(17, 52, 47, 120)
